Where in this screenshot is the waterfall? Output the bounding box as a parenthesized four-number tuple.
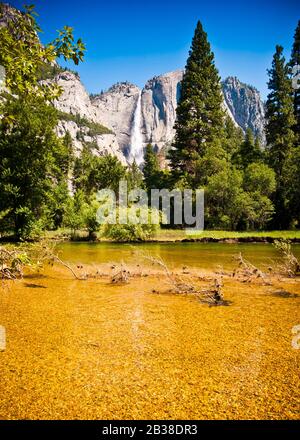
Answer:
(129, 91, 144, 165)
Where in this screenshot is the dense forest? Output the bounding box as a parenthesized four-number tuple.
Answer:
(0, 4, 299, 240)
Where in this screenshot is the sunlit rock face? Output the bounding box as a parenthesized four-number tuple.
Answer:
(140, 70, 183, 151)
(222, 76, 266, 143)
(1, 4, 266, 164)
(89, 71, 266, 158)
(51, 70, 266, 163)
(91, 82, 141, 157)
(53, 71, 98, 122)
(53, 72, 127, 165)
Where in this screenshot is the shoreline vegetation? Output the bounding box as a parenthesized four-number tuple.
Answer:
(1, 238, 299, 297)
(1, 7, 300, 243)
(45, 229, 300, 243)
(2, 229, 300, 244)
(1, 237, 299, 295)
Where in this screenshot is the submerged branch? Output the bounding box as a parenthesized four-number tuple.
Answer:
(273, 240, 300, 277)
(233, 252, 271, 285)
(136, 250, 225, 305)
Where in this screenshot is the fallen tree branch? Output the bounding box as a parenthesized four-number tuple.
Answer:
(233, 252, 270, 285)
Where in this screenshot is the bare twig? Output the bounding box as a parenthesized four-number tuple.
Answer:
(136, 250, 225, 305)
(233, 252, 270, 285)
(273, 240, 300, 277)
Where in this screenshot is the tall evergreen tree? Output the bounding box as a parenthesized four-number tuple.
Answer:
(265, 45, 296, 228)
(143, 144, 161, 192)
(127, 160, 144, 190)
(169, 21, 225, 186)
(237, 128, 262, 168)
(287, 21, 300, 226)
(290, 20, 300, 138)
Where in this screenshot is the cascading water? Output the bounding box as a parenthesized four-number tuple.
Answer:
(129, 91, 144, 165)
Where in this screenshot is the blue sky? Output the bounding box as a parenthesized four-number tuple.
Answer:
(10, 0, 299, 99)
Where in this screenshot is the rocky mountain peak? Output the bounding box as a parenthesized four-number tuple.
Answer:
(1, 3, 267, 165)
(87, 70, 266, 158)
(53, 71, 98, 122)
(222, 76, 265, 142)
(107, 81, 139, 94)
(51, 71, 127, 164)
(144, 70, 183, 90)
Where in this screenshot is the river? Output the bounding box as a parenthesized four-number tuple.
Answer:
(0, 242, 299, 419)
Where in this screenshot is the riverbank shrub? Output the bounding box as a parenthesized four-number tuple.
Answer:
(101, 207, 160, 242)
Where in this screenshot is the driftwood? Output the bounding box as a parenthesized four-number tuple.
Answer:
(0, 246, 27, 280)
(273, 240, 300, 277)
(0, 242, 88, 281)
(111, 264, 130, 284)
(197, 278, 224, 305)
(233, 252, 271, 285)
(138, 252, 192, 293)
(137, 251, 225, 305)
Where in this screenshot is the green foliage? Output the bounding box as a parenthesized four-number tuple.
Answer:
(101, 207, 160, 242)
(13, 206, 47, 241)
(62, 190, 86, 235)
(37, 63, 80, 81)
(0, 4, 84, 240)
(234, 128, 262, 168)
(169, 20, 225, 186)
(243, 163, 276, 196)
(143, 144, 164, 192)
(73, 148, 127, 195)
(82, 195, 102, 239)
(288, 21, 300, 227)
(242, 192, 275, 231)
(223, 116, 244, 160)
(284, 145, 300, 226)
(0, 96, 71, 238)
(290, 20, 300, 137)
(205, 165, 275, 230)
(265, 45, 297, 228)
(205, 167, 244, 229)
(0, 3, 86, 101)
(57, 111, 113, 135)
(47, 182, 71, 230)
(193, 139, 228, 186)
(37, 63, 65, 81)
(127, 161, 144, 191)
(53, 26, 85, 66)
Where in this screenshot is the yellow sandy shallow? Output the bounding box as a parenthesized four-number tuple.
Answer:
(0, 266, 299, 420)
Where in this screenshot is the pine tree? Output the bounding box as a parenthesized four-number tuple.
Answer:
(127, 160, 144, 190)
(290, 20, 300, 138)
(288, 21, 300, 225)
(265, 45, 296, 228)
(238, 128, 262, 168)
(143, 144, 161, 192)
(169, 21, 225, 186)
